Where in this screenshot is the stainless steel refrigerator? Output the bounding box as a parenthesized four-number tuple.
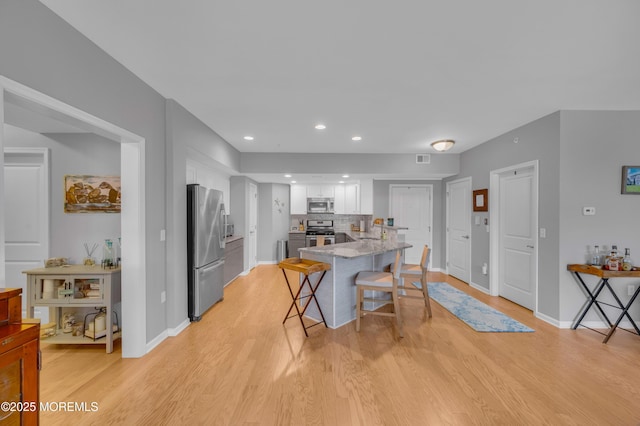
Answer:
(187, 184, 226, 321)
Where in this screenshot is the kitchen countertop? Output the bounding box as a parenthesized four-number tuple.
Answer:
(299, 239, 411, 259)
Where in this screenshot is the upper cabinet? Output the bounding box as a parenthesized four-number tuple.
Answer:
(307, 185, 335, 198)
(360, 179, 373, 214)
(290, 185, 307, 214)
(292, 181, 370, 215)
(335, 183, 360, 214)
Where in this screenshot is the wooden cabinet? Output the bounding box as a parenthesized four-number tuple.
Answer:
(0, 288, 22, 326)
(0, 289, 40, 426)
(307, 185, 334, 198)
(288, 232, 306, 257)
(290, 185, 307, 214)
(24, 265, 121, 354)
(224, 237, 244, 285)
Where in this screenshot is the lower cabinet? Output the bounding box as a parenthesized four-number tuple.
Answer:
(0, 289, 40, 426)
(288, 232, 306, 258)
(224, 237, 244, 285)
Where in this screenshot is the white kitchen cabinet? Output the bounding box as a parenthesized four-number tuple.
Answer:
(360, 179, 373, 214)
(333, 185, 346, 214)
(307, 185, 334, 198)
(345, 183, 360, 214)
(290, 184, 307, 214)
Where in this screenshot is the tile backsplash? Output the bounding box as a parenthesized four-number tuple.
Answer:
(291, 214, 373, 232)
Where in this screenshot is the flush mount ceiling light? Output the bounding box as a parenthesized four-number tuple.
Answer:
(284, 174, 292, 178)
(342, 174, 349, 178)
(314, 124, 326, 130)
(352, 136, 362, 141)
(431, 139, 455, 152)
(243, 136, 254, 141)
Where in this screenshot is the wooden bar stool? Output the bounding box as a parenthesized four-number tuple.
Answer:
(397, 245, 432, 317)
(278, 257, 331, 336)
(355, 250, 404, 337)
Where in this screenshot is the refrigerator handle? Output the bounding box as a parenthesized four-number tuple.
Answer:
(220, 204, 226, 249)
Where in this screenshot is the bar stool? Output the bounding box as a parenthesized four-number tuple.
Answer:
(278, 257, 331, 336)
(397, 245, 432, 317)
(355, 250, 403, 337)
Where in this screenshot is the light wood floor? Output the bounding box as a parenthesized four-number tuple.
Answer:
(40, 265, 640, 425)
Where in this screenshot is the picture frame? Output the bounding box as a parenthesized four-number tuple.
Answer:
(621, 166, 640, 194)
(64, 175, 121, 213)
(473, 189, 488, 212)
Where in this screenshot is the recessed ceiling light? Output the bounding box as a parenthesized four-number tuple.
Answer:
(314, 124, 326, 130)
(342, 174, 349, 178)
(284, 174, 292, 178)
(243, 136, 254, 141)
(352, 136, 362, 141)
(339, 181, 345, 184)
(291, 180, 297, 184)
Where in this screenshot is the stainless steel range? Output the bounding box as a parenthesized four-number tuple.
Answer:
(305, 220, 335, 247)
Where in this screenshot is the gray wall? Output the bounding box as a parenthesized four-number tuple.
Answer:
(558, 111, 640, 322)
(373, 179, 445, 270)
(257, 183, 291, 262)
(1, 0, 167, 342)
(165, 100, 240, 329)
(241, 152, 459, 177)
(450, 112, 561, 318)
(4, 125, 121, 262)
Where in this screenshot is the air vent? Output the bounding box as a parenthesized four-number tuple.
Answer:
(416, 154, 431, 164)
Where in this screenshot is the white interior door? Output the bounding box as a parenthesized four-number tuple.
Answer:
(4, 148, 49, 317)
(249, 182, 257, 269)
(446, 178, 471, 283)
(498, 166, 536, 310)
(389, 185, 432, 264)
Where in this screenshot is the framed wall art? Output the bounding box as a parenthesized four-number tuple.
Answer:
(64, 175, 121, 213)
(621, 166, 640, 194)
(473, 188, 488, 212)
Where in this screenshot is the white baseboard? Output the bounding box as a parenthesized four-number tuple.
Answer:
(469, 281, 490, 294)
(168, 319, 190, 337)
(536, 311, 561, 327)
(145, 330, 168, 354)
(258, 260, 277, 265)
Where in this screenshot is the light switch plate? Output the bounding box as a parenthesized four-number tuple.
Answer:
(583, 207, 596, 216)
(540, 228, 546, 238)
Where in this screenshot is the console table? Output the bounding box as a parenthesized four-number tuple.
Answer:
(567, 264, 640, 343)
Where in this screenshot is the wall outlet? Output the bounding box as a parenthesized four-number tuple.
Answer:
(582, 207, 596, 216)
(161, 291, 166, 303)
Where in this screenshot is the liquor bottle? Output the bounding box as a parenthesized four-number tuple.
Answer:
(607, 246, 620, 271)
(591, 245, 601, 266)
(622, 248, 633, 271)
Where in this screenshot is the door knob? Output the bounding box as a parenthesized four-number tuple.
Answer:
(462, 235, 470, 239)
(526, 245, 534, 249)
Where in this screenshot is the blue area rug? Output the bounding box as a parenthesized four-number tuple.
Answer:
(426, 282, 534, 332)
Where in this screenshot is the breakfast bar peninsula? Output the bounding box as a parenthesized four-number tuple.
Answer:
(297, 239, 411, 328)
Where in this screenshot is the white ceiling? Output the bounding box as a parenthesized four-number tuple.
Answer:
(35, 1, 640, 158)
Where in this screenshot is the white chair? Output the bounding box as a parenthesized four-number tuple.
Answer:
(397, 245, 432, 318)
(355, 250, 403, 337)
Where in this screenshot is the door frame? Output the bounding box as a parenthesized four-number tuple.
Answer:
(445, 176, 472, 282)
(0, 76, 147, 358)
(489, 160, 539, 313)
(388, 184, 433, 264)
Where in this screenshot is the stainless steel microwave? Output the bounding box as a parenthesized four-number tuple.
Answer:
(307, 198, 334, 214)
